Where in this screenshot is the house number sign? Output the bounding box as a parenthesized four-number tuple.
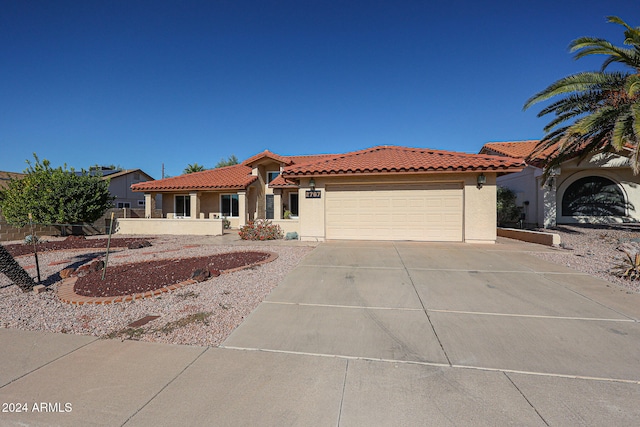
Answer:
(305, 190, 321, 199)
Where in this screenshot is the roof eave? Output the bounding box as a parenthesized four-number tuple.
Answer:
(282, 167, 525, 178)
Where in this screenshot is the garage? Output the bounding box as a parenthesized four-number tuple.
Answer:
(325, 183, 464, 241)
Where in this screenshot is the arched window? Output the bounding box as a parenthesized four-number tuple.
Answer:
(561, 176, 626, 216)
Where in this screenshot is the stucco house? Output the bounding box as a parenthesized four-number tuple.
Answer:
(479, 140, 640, 228)
(125, 146, 523, 242)
(81, 168, 158, 209)
(0, 171, 25, 191)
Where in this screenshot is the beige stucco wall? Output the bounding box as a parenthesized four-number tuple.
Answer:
(271, 219, 300, 235)
(116, 218, 224, 236)
(297, 173, 498, 243)
(463, 173, 497, 243)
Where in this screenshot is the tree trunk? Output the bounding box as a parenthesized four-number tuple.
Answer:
(0, 244, 36, 292)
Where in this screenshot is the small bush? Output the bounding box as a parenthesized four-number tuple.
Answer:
(239, 219, 283, 240)
(24, 235, 40, 245)
(497, 186, 521, 227)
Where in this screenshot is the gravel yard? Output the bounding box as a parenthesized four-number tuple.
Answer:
(0, 234, 316, 346)
(1, 226, 639, 347)
(529, 224, 640, 293)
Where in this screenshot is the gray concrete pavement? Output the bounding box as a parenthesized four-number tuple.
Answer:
(2, 238, 640, 426)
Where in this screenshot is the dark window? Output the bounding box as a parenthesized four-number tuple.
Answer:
(289, 193, 299, 216)
(175, 195, 191, 217)
(561, 176, 626, 216)
(221, 194, 239, 217)
(267, 171, 280, 184)
(266, 195, 274, 219)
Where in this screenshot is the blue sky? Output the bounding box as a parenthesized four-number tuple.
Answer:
(2, 1, 639, 178)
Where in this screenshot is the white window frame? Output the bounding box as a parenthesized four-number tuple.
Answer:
(220, 194, 239, 217)
(117, 202, 131, 209)
(175, 195, 191, 218)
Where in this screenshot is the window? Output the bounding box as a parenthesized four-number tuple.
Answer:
(221, 194, 239, 217)
(266, 194, 274, 219)
(138, 200, 145, 206)
(561, 176, 626, 216)
(267, 171, 280, 184)
(175, 195, 191, 217)
(117, 202, 131, 209)
(289, 193, 299, 217)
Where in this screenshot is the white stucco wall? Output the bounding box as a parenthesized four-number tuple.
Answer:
(497, 152, 640, 226)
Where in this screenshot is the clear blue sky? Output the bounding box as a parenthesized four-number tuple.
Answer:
(2, 1, 639, 178)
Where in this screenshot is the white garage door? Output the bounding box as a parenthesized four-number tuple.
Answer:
(325, 183, 463, 241)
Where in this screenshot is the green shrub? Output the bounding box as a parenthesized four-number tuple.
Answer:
(496, 186, 521, 226)
(239, 219, 283, 240)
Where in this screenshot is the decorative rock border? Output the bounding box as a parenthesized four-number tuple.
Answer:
(57, 251, 279, 305)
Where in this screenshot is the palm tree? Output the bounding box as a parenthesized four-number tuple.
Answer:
(523, 16, 640, 180)
(215, 155, 239, 168)
(183, 163, 206, 174)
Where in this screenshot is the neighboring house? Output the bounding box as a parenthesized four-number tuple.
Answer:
(129, 146, 523, 242)
(0, 171, 25, 191)
(81, 168, 158, 209)
(479, 140, 640, 228)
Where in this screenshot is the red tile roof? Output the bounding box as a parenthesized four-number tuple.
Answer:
(132, 146, 524, 192)
(268, 174, 298, 188)
(282, 146, 524, 177)
(242, 150, 293, 166)
(480, 140, 543, 159)
(131, 164, 256, 192)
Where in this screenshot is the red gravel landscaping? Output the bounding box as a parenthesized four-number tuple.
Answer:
(73, 251, 273, 297)
(5, 237, 153, 257)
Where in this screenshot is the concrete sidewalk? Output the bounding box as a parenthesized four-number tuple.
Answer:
(2, 239, 640, 426)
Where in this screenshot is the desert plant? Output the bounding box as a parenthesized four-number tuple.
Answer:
(611, 246, 640, 280)
(24, 234, 40, 245)
(283, 210, 292, 219)
(239, 219, 284, 240)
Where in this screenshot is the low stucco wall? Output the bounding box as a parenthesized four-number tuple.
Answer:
(115, 218, 224, 236)
(271, 219, 299, 235)
(498, 227, 561, 246)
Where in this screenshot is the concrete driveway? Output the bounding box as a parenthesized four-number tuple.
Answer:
(2, 239, 640, 426)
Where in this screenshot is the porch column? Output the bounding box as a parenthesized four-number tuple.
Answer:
(189, 192, 201, 219)
(144, 193, 156, 218)
(273, 190, 282, 219)
(543, 179, 557, 228)
(238, 191, 247, 227)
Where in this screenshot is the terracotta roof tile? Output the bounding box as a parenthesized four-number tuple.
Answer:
(242, 150, 293, 166)
(480, 140, 544, 159)
(478, 140, 621, 167)
(268, 174, 298, 188)
(131, 164, 257, 192)
(282, 146, 524, 177)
